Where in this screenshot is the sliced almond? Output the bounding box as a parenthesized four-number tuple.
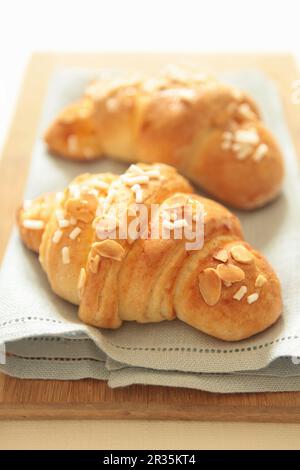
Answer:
(52, 229, 63, 244)
(213, 249, 228, 263)
(198, 268, 221, 306)
(93, 239, 125, 262)
(238, 103, 256, 120)
(233, 285, 247, 301)
(255, 274, 267, 287)
(217, 263, 245, 283)
(89, 254, 100, 274)
(230, 245, 253, 264)
(236, 145, 253, 160)
(247, 292, 259, 304)
(22, 219, 45, 230)
(69, 227, 81, 240)
(253, 143, 268, 162)
(61, 246, 70, 265)
(77, 268, 86, 298)
(235, 129, 259, 145)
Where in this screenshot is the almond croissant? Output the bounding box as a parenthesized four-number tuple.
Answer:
(17, 163, 282, 341)
(44, 67, 284, 210)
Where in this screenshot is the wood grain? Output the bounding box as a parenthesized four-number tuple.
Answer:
(0, 53, 299, 421)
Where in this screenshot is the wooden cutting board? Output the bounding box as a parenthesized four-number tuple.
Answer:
(0, 53, 300, 422)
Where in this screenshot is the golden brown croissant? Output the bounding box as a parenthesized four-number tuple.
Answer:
(17, 163, 282, 341)
(44, 66, 284, 210)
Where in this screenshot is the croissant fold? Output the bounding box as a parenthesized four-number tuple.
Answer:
(44, 67, 284, 210)
(17, 163, 282, 341)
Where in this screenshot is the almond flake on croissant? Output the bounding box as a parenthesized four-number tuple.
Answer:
(17, 163, 282, 341)
(44, 66, 284, 210)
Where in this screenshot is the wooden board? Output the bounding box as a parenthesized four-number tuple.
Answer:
(0, 53, 300, 422)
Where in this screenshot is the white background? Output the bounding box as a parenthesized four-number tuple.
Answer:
(1, 0, 300, 450)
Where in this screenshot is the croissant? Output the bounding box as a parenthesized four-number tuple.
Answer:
(44, 66, 284, 210)
(17, 163, 282, 341)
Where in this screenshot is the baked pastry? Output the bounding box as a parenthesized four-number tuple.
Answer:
(17, 163, 282, 341)
(44, 66, 284, 210)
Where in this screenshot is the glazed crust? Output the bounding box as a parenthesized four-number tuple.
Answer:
(44, 67, 284, 210)
(17, 163, 282, 341)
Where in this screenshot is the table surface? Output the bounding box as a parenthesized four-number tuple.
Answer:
(1, 0, 300, 449)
